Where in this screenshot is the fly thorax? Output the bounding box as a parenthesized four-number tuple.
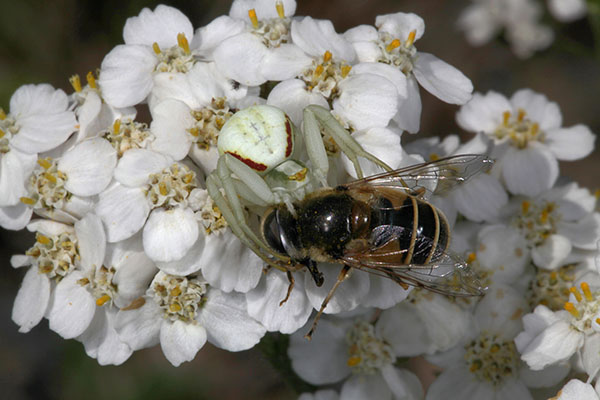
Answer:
(464, 331, 520, 387)
(151, 272, 208, 324)
(20, 158, 71, 211)
(104, 119, 154, 157)
(26, 231, 79, 282)
(376, 31, 418, 75)
(189, 98, 237, 150)
(346, 320, 395, 375)
(152, 33, 194, 73)
(146, 163, 198, 210)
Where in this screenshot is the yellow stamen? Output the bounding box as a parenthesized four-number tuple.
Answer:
(314, 64, 324, 77)
(20, 197, 36, 205)
(183, 173, 194, 184)
(596, 317, 600, 325)
(37, 158, 52, 170)
(69, 74, 82, 92)
(113, 119, 121, 134)
(0, 108, 6, 120)
(429, 153, 440, 161)
(170, 286, 182, 297)
(466, 252, 477, 264)
(502, 111, 511, 126)
(531, 122, 539, 136)
(0, 129, 5, 138)
(188, 127, 199, 137)
(581, 282, 593, 301)
(152, 42, 161, 54)
(347, 356, 361, 367)
(405, 30, 417, 47)
(564, 302, 580, 318)
(594, 189, 600, 200)
(159, 182, 168, 196)
(385, 39, 401, 52)
(540, 208, 549, 224)
(44, 172, 57, 184)
(86, 71, 97, 89)
(323, 50, 332, 63)
(169, 303, 182, 312)
(275, 1, 285, 18)
(341, 65, 352, 78)
(248, 9, 259, 28)
(36, 234, 51, 245)
(517, 109, 526, 122)
(521, 200, 530, 214)
(469, 360, 482, 372)
(177, 33, 190, 54)
(96, 294, 111, 306)
(490, 344, 500, 353)
(570, 287, 582, 302)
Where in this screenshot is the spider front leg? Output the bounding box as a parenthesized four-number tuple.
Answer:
(304, 105, 393, 179)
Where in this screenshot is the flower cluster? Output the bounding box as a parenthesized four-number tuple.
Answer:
(458, 0, 588, 58)
(2, 1, 598, 399)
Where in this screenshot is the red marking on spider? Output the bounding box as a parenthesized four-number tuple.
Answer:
(226, 151, 268, 171)
(285, 117, 293, 157)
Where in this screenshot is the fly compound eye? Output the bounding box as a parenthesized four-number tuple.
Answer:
(262, 208, 287, 256)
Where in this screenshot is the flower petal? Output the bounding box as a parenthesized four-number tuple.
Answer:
(213, 33, 268, 86)
(291, 17, 356, 62)
(160, 320, 207, 366)
(304, 264, 370, 314)
(545, 125, 595, 161)
(96, 182, 150, 242)
(75, 213, 106, 273)
(143, 207, 199, 262)
(501, 144, 558, 197)
(413, 52, 473, 104)
(123, 5, 193, 47)
(114, 149, 172, 187)
(531, 234, 572, 270)
(12, 268, 50, 333)
(48, 271, 96, 339)
(267, 79, 328, 126)
(114, 299, 161, 350)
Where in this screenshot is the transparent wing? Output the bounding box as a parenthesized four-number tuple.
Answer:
(343, 252, 486, 297)
(343, 154, 493, 199)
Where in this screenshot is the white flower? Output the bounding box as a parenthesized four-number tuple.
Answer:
(548, 0, 587, 22)
(457, 0, 554, 58)
(0, 84, 77, 218)
(457, 89, 596, 197)
(426, 285, 568, 400)
(98, 5, 196, 108)
(114, 271, 266, 366)
(1, 137, 117, 230)
(551, 379, 600, 400)
(345, 12, 473, 133)
(288, 316, 424, 400)
(515, 274, 600, 376)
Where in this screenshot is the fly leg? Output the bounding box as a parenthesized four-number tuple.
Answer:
(304, 264, 352, 340)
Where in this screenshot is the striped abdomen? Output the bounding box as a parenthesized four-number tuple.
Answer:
(369, 192, 450, 265)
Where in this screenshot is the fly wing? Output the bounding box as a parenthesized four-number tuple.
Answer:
(343, 252, 486, 297)
(343, 154, 493, 199)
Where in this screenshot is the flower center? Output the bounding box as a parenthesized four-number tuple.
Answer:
(376, 31, 417, 75)
(528, 264, 576, 311)
(0, 108, 18, 154)
(513, 200, 559, 246)
(78, 265, 118, 307)
(146, 163, 197, 209)
(189, 98, 237, 150)
(104, 119, 154, 157)
(563, 282, 600, 335)
(26, 231, 79, 282)
(464, 331, 519, 386)
(197, 191, 228, 235)
(300, 50, 352, 100)
(152, 33, 195, 73)
(152, 273, 208, 323)
(494, 109, 543, 148)
(247, 3, 291, 48)
(20, 158, 71, 210)
(346, 320, 395, 375)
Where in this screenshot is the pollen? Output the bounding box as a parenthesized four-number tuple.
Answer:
(36, 234, 51, 245)
(564, 302, 580, 318)
(347, 356, 362, 367)
(37, 158, 52, 170)
(152, 42, 161, 54)
(177, 33, 190, 54)
(169, 303, 182, 312)
(86, 71, 97, 89)
(581, 282, 593, 301)
(95, 294, 111, 306)
(113, 119, 121, 134)
(313, 64, 324, 77)
(275, 0, 285, 18)
(248, 8, 259, 28)
(0, 108, 6, 120)
(20, 197, 35, 205)
(521, 201, 530, 214)
(467, 252, 477, 264)
(405, 30, 417, 47)
(502, 111, 511, 125)
(517, 109, 526, 122)
(570, 286, 583, 302)
(323, 50, 332, 63)
(385, 39, 401, 52)
(69, 74, 82, 92)
(341, 65, 352, 78)
(0, 129, 4, 139)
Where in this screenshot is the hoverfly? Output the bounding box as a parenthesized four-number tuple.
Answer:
(260, 154, 491, 338)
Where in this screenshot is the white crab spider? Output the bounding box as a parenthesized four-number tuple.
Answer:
(206, 104, 391, 271)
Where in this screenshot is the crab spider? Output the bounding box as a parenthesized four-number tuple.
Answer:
(205, 104, 391, 272)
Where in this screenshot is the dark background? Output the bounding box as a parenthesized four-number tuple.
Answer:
(1, 1, 598, 399)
